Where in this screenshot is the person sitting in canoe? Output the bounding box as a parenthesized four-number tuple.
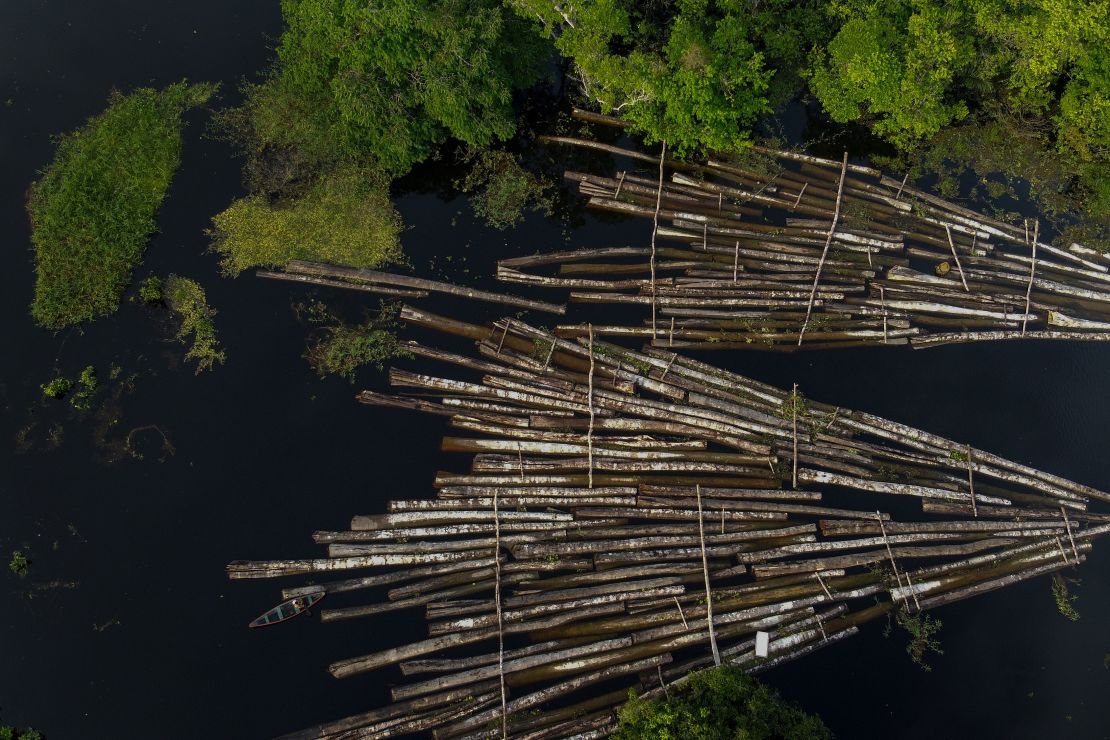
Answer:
(291, 597, 306, 611)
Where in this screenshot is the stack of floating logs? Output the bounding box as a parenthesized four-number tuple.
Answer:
(494, 110, 1110, 350)
(229, 307, 1110, 739)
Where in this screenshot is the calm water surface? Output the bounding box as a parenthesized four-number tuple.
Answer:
(1, 2, 1108, 738)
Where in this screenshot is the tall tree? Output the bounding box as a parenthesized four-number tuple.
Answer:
(242, 0, 549, 177)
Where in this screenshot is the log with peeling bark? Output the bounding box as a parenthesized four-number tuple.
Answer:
(497, 117, 1110, 349)
(230, 310, 1108, 739)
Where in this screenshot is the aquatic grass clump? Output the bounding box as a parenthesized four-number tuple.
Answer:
(613, 665, 831, 740)
(28, 82, 215, 329)
(305, 305, 411, 382)
(209, 167, 403, 275)
(165, 275, 225, 374)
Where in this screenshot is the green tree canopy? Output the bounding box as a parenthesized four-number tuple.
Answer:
(612, 665, 832, 740)
(809, 0, 1109, 164)
(508, 0, 828, 155)
(241, 0, 548, 176)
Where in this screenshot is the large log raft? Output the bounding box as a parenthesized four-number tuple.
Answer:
(495, 111, 1110, 350)
(229, 308, 1109, 739)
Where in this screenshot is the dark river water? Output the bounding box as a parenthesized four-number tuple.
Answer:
(2, 2, 1109, 738)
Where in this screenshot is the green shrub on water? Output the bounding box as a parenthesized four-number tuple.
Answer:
(69, 366, 98, 412)
(28, 82, 215, 329)
(612, 665, 831, 740)
(164, 275, 225, 374)
(9, 550, 29, 578)
(1051, 573, 1080, 621)
(138, 275, 163, 303)
(305, 306, 412, 382)
(456, 149, 554, 230)
(896, 607, 943, 671)
(209, 167, 403, 275)
(40, 377, 72, 400)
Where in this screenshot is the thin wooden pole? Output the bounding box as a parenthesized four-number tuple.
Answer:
(945, 224, 970, 292)
(613, 171, 626, 199)
(1054, 536, 1070, 565)
(966, 444, 977, 517)
(650, 141, 667, 339)
(904, 571, 922, 613)
(1061, 505, 1080, 564)
(815, 572, 834, 600)
(732, 240, 739, 284)
(493, 491, 507, 739)
(879, 285, 888, 343)
(792, 182, 807, 210)
(587, 324, 595, 490)
(673, 597, 689, 629)
(696, 484, 721, 667)
(1022, 219, 1039, 336)
(798, 152, 848, 346)
(895, 173, 908, 200)
(876, 511, 906, 594)
(791, 384, 799, 489)
(660, 352, 677, 379)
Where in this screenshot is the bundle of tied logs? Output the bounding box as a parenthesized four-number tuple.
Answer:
(494, 109, 1110, 350)
(229, 307, 1110, 739)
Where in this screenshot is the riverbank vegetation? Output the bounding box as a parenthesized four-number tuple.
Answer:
(613, 666, 831, 739)
(28, 82, 215, 329)
(808, 0, 1109, 247)
(164, 276, 225, 374)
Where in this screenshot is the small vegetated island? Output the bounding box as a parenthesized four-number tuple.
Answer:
(28, 82, 215, 329)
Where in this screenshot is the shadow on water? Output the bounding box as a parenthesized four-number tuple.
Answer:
(0, 2, 1108, 738)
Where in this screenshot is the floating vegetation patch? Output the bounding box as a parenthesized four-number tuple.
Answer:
(8, 550, 29, 578)
(1051, 573, 1080, 621)
(896, 608, 944, 671)
(28, 82, 215, 328)
(456, 149, 555, 230)
(136, 275, 163, 303)
(165, 275, 225, 374)
(304, 303, 412, 382)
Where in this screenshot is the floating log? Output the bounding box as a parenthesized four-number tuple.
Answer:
(505, 130, 1110, 349)
(232, 311, 1108, 738)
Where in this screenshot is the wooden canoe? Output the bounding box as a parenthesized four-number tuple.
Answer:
(249, 591, 325, 628)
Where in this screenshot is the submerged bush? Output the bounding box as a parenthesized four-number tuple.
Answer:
(456, 149, 554, 230)
(28, 82, 215, 329)
(305, 305, 411, 382)
(40, 377, 72, 400)
(9, 550, 29, 578)
(138, 275, 164, 303)
(612, 665, 831, 740)
(164, 275, 225, 374)
(69, 366, 98, 412)
(209, 167, 403, 275)
(1051, 573, 1081, 621)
